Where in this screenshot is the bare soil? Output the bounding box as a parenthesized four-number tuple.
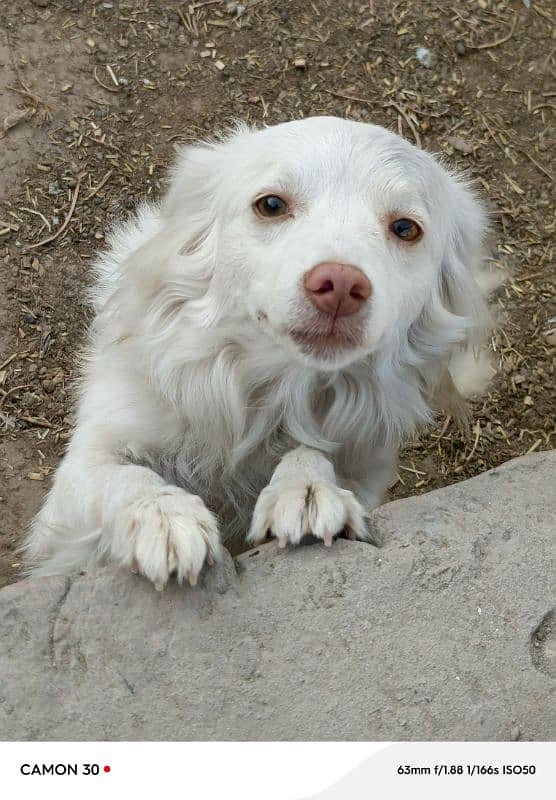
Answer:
(0, 0, 554, 588)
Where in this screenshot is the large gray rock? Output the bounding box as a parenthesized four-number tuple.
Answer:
(1, 452, 554, 741)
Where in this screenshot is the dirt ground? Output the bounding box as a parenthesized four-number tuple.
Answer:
(0, 0, 554, 588)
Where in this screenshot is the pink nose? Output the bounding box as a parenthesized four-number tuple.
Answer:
(304, 262, 372, 318)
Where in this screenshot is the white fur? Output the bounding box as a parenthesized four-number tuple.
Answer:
(24, 116, 495, 588)
(248, 446, 369, 548)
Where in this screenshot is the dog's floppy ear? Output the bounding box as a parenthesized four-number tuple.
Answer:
(437, 174, 503, 416)
(161, 142, 224, 255)
(163, 142, 222, 216)
(438, 174, 493, 346)
(95, 142, 228, 337)
(412, 171, 499, 419)
(161, 123, 252, 253)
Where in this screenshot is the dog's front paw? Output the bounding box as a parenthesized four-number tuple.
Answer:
(247, 479, 369, 548)
(112, 486, 221, 590)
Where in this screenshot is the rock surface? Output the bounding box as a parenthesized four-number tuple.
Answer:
(1, 452, 554, 741)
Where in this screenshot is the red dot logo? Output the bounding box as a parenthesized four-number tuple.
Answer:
(103, 766, 111, 773)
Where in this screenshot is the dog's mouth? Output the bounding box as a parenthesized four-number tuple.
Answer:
(289, 315, 365, 358)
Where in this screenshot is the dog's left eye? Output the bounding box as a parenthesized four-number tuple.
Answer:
(253, 195, 289, 219)
(390, 218, 423, 242)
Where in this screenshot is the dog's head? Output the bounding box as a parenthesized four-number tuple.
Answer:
(162, 116, 490, 373)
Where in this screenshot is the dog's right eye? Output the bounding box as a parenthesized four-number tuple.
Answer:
(253, 195, 289, 219)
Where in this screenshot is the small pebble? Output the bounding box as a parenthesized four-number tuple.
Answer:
(415, 47, 436, 69)
(226, 2, 245, 15)
(446, 135, 473, 155)
(455, 41, 467, 57)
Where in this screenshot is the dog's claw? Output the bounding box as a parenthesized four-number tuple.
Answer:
(154, 580, 164, 592)
(206, 552, 214, 566)
(277, 535, 287, 549)
(346, 528, 357, 541)
(323, 531, 334, 547)
(188, 570, 198, 587)
(131, 557, 139, 574)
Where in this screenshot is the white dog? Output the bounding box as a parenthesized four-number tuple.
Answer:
(24, 116, 495, 589)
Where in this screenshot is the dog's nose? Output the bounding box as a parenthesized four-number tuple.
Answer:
(304, 262, 372, 317)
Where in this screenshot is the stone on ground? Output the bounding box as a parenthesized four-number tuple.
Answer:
(1, 452, 554, 740)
